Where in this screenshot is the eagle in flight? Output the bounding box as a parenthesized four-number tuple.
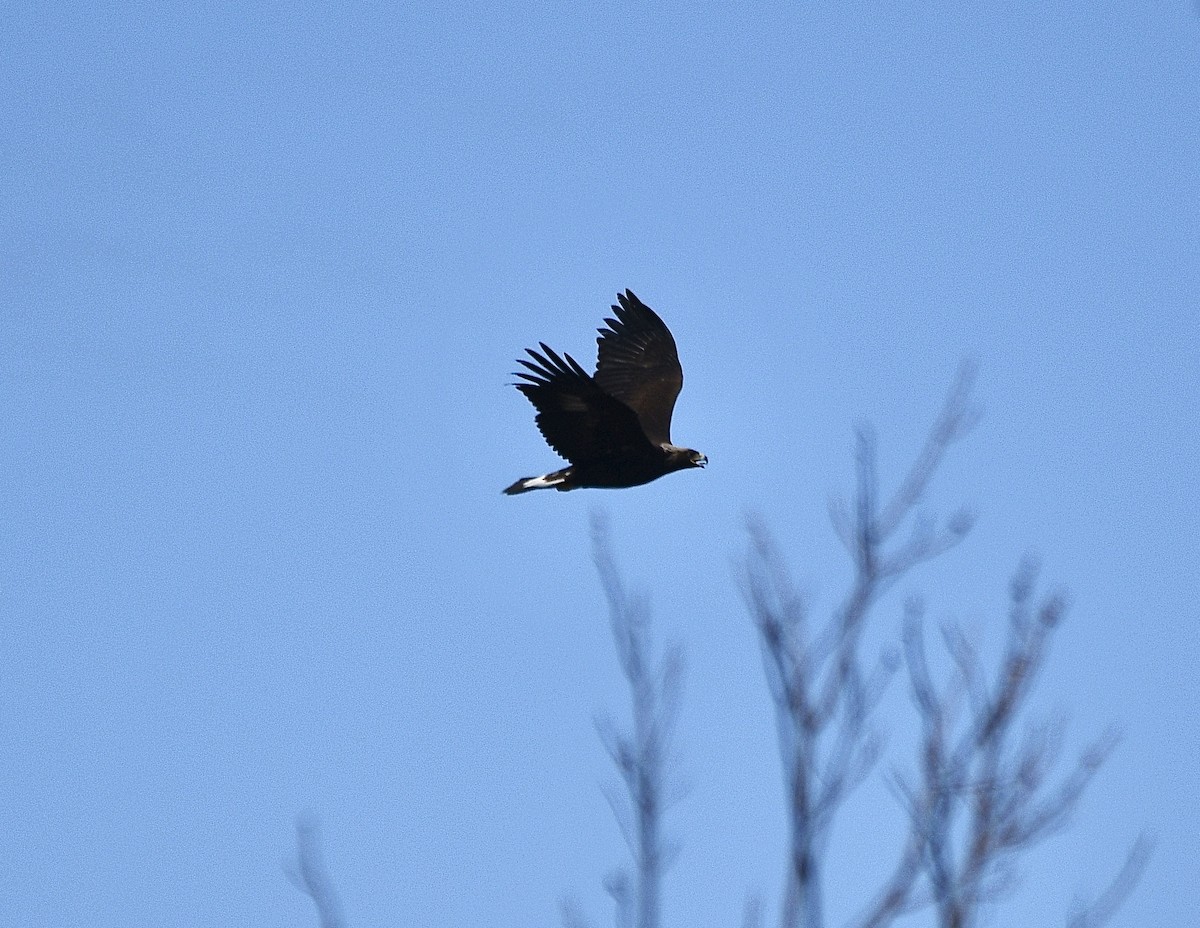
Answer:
(504, 290, 707, 495)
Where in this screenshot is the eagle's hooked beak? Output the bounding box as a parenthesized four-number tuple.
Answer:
(695, 454, 708, 468)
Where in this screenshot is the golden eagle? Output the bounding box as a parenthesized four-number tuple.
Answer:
(504, 290, 707, 494)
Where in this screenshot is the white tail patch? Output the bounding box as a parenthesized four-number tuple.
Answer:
(504, 469, 572, 495)
(523, 472, 567, 490)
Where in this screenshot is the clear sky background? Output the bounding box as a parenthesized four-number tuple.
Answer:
(3, 3, 1198, 926)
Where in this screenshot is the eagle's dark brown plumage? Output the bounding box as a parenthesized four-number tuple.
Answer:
(504, 290, 707, 494)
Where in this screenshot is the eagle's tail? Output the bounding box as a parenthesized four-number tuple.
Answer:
(503, 468, 572, 495)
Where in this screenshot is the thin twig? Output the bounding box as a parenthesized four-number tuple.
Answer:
(289, 816, 345, 928)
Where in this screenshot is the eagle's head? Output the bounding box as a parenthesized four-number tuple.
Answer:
(666, 447, 706, 471)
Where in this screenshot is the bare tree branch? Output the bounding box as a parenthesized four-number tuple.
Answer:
(289, 815, 345, 928)
(889, 564, 1145, 928)
(561, 898, 598, 928)
(1065, 835, 1155, 928)
(588, 512, 684, 928)
(873, 361, 980, 541)
(742, 894, 764, 928)
(744, 369, 977, 928)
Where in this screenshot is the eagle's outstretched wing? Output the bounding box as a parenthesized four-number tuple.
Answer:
(514, 343, 653, 465)
(593, 290, 684, 446)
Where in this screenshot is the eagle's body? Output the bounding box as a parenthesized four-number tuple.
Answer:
(505, 291, 706, 494)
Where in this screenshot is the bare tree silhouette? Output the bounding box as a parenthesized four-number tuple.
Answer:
(744, 364, 978, 928)
(566, 514, 685, 928)
(742, 366, 1147, 928)
(885, 570, 1153, 928)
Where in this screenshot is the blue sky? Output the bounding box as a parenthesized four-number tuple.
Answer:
(3, 2, 1198, 925)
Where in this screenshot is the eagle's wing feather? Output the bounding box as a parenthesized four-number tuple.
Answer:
(593, 290, 683, 446)
(514, 343, 653, 465)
